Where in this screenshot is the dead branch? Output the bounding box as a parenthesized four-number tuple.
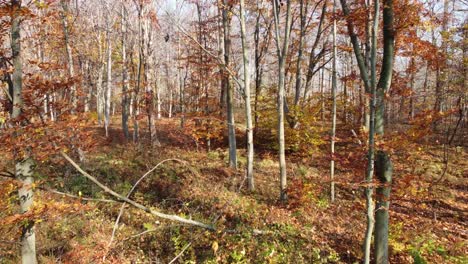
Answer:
(61, 152, 215, 231)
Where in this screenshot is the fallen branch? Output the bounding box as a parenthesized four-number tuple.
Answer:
(109, 158, 196, 247)
(61, 152, 215, 231)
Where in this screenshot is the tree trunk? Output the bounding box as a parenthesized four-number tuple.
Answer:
(330, 0, 337, 202)
(288, 0, 308, 128)
(273, 0, 292, 202)
(60, 0, 76, 113)
(373, 2, 395, 262)
(11, 2, 37, 262)
(96, 33, 105, 125)
(433, 0, 449, 123)
(239, 0, 254, 191)
(121, 4, 130, 139)
(134, 3, 144, 143)
(409, 56, 415, 120)
(254, 4, 262, 138)
(374, 151, 393, 264)
(222, 0, 237, 169)
(105, 28, 112, 137)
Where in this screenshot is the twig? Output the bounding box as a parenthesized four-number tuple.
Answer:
(0, 170, 15, 179)
(168, 242, 192, 264)
(61, 152, 214, 230)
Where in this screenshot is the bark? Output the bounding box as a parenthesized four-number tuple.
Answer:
(330, 0, 337, 203)
(239, 0, 254, 191)
(409, 56, 415, 120)
(134, 3, 144, 143)
(286, 0, 308, 128)
(363, 1, 379, 262)
(293, 0, 306, 107)
(97, 31, 105, 125)
(60, 0, 76, 113)
(84, 60, 93, 112)
(373, 3, 395, 262)
(11, 4, 22, 120)
(434, 0, 449, 119)
(222, 0, 237, 169)
(339, 0, 395, 262)
(105, 27, 112, 137)
(180, 65, 188, 128)
(375, 0, 395, 136)
(272, 0, 292, 202)
(121, 4, 130, 139)
(16, 158, 37, 264)
(218, 3, 226, 110)
(374, 151, 393, 264)
(11, 1, 37, 262)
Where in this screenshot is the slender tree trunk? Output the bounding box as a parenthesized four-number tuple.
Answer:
(134, 3, 144, 143)
(105, 28, 112, 137)
(375, 151, 392, 264)
(121, 4, 130, 139)
(11, 2, 37, 262)
(320, 56, 325, 122)
(217, 4, 226, 110)
(409, 56, 415, 120)
(96, 32, 105, 125)
(422, 61, 429, 104)
(287, 0, 307, 128)
(293, 0, 306, 107)
(434, 0, 449, 121)
(239, 0, 254, 191)
(363, 1, 380, 262)
(273, 0, 292, 202)
(330, 0, 337, 202)
(373, 1, 395, 263)
(85, 60, 93, 112)
(254, 4, 262, 137)
(180, 65, 188, 128)
(156, 77, 162, 120)
(60, 0, 76, 113)
(222, 0, 237, 169)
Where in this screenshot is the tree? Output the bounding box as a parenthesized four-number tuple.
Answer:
(221, 0, 237, 169)
(10, 0, 37, 262)
(272, 0, 292, 201)
(253, 0, 272, 137)
(239, 0, 254, 191)
(60, 0, 76, 114)
(340, 0, 395, 262)
(121, 2, 130, 139)
(104, 2, 113, 137)
(330, 0, 337, 202)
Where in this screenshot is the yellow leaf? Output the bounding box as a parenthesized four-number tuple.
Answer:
(212, 241, 219, 254)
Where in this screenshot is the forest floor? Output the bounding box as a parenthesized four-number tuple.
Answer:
(1, 116, 467, 263)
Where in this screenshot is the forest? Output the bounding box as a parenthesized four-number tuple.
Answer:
(0, 0, 466, 263)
